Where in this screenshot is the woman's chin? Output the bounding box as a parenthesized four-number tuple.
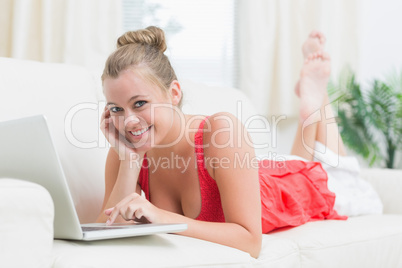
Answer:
(129, 139, 152, 152)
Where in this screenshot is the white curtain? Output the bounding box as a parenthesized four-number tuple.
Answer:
(238, 0, 361, 118)
(0, 0, 122, 74)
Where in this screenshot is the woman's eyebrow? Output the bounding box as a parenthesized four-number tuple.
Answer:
(128, 95, 148, 103)
(106, 95, 148, 106)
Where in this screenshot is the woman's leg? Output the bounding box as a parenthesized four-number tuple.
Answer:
(290, 117, 318, 161)
(291, 31, 346, 160)
(315, 93, 347, 156)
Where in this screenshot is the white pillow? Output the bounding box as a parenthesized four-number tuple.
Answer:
(313, 141, 383, 216)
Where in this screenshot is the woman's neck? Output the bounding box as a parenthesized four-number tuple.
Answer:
(148, 112, 195, 158)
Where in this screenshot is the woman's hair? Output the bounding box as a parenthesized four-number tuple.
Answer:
(102, 26, 182, 108)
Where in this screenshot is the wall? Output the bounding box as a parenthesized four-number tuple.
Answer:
(358, 0, 402, 83)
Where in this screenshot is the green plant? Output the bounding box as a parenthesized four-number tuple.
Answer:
(328, 69, 402, 169)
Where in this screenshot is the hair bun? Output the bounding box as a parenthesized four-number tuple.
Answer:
(117, 26, 167, 53)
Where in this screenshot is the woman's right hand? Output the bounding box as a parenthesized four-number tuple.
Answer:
(100, 107, 144, 161)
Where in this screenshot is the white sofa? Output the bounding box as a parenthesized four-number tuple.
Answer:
(1, 57, 402, 268)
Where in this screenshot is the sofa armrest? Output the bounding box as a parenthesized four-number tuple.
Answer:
(360, 168, 402, 214)
(0, 178, 54, 268)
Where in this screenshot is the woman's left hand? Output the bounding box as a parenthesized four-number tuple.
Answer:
(104, 193, 165, 225)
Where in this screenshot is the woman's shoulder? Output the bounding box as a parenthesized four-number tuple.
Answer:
(206, 111, 238, 120)
(201, 112, 253, 155)
(202, 112, 240, 131)
(184, 112, 239, 137)
(197, 112, 257, 181)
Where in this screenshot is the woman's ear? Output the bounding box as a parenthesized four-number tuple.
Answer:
(168, 80, 182, 106)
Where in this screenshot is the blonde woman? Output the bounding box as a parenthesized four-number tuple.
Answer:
(96, 26, 347, 258)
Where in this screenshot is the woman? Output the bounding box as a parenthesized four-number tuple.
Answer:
(96, 27, 346, 258)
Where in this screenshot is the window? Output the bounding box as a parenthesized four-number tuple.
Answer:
(122, 0, 238, 88)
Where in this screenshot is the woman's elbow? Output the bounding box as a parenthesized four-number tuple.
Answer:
(248, 232, 262, 259)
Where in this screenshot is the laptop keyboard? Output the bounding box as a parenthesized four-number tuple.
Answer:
(82, 224, 144, 232)
(82, 226, 126, 232)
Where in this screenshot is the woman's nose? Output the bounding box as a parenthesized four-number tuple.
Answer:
(124, 113, 141, 129)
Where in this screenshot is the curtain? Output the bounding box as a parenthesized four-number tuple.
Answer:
(238, 0, 360, 118)
(0, 0, 122, 74)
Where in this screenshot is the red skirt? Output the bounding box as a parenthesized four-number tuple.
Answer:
(259, 160, 347, 233)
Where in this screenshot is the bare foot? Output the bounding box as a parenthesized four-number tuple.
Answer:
(298, 51, 331, 121)
(295, 31, 327, 97)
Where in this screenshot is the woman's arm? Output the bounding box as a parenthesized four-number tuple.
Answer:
(161, 211, 261, 258)
(199, 112, 262, 257)
(96, 148, 142, 223)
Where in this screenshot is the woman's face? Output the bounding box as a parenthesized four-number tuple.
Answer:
(103, 69, 177, 152)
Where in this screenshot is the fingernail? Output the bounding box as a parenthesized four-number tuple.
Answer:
(106, 219, 111, 225)
(105, 208, 113, 214)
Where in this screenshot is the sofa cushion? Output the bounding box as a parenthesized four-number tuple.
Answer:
(0, 179, 54, 268)
(52, 234, 253, 268)
(253, 235, 300, 267)
(269, 215, 402, 268)
(51, 215, 402, 267)
(52, 234, 302, 267)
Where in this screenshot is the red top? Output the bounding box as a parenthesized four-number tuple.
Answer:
(138, 116, 347, 233)
(138, 116, 225, 222)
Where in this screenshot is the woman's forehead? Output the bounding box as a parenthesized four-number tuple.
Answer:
(103, 70, 165, 101)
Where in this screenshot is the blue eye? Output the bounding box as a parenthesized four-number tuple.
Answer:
(134, 101, 146, 108)
(109, 107, 122, 113)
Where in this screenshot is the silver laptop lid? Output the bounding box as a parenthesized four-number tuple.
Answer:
(0, 115, 83, 240)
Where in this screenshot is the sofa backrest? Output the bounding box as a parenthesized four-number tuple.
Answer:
(180, 80, 271, 156)
(0, 57, 271, 223)
(0, 57, 108, 223)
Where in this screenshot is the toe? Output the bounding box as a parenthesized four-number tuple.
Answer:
(309, 30, 318, 37)
(322, 51, 331, 60)
(320, 35, 326, 44)
(316, 31, 326, 43)
(316, 31, 324, 38)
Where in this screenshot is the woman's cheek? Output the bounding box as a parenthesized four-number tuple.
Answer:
(110, 115, 117, 128)
(111, 115, 125, 130)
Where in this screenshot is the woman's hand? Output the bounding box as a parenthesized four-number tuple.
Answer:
(104, 193, 165, 225)
(100, 106, 143, 161)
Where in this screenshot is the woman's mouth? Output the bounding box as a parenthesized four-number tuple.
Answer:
(129, 125, 152, 138)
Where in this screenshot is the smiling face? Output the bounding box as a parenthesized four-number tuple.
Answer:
(103, 68, 180, 152)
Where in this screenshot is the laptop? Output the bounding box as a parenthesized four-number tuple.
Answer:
(0, 115, 187, 241)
